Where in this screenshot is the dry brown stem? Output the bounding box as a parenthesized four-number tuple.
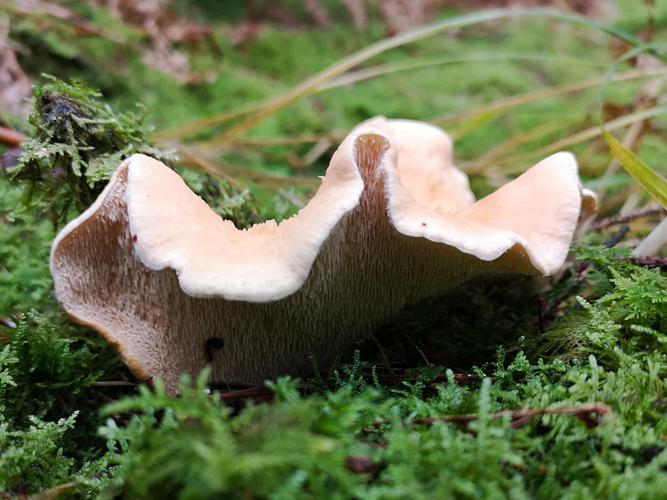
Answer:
(369, 402, 612, 431)
(593, 204, 665, 230)
(0, 126, 25, 147)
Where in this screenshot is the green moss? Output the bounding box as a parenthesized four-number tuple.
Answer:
(80, 240, 667, 498)
(10, 76, 174, 225)
(1, 2, 666, 497)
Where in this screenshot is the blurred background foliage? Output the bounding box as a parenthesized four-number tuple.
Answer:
(0, 0, 666, 497)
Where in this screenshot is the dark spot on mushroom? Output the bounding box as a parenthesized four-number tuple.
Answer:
(132, 234, 138, 243)
(205, 337, 225, 362)
(421, 222, 427, 227)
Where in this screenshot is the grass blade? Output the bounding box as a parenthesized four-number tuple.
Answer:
(199, 7, 649, 153)
(433, 67, 667, 125)
(471, 106, 667, 175)
(161, 65, 667, 145)
(320, 53, 603, 89)
(602, 128, 667, 209)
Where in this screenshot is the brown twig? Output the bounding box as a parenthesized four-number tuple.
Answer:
(213, 385, 275, 405)
(630, 256, 667, 271)
(593, 204, 665, 230)
(0, 316, 16, 329)
(0, 126, 25, 147)
(368, 402, 611, 432)
(91, 380, 137, 387)
(33, 480, 79, 499)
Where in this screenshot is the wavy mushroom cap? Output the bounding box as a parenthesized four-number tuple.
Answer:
(50, 117, 595, 391)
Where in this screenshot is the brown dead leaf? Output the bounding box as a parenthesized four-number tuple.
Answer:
(379, 0, 441, 35)
(342, 0, 368, 30)
(94, 0, 211, 83)
(303, 0, 332, 27)
(0, 20, 32, 120)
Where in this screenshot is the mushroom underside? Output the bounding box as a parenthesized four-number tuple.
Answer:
(51, 121, 590, 391)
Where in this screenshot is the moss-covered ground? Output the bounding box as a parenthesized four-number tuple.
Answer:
(0, 1, 666, 497)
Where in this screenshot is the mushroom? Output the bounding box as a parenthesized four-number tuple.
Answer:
(50, 117, 595, 391)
